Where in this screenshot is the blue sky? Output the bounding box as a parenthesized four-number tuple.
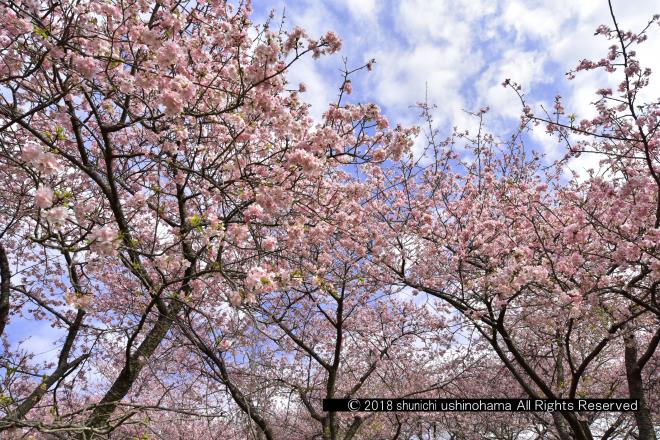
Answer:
(252, 0, 660, 172)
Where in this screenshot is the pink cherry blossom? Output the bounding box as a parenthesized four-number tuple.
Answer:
(34, 186, 54, 209)
(20, 142, 42, 162)
(342, 80, 352, 94)
(1, 1, 658, 439)
(262, 236, 277, 251)
(89, 226, 118, 256)
(43, 206, 68, 229)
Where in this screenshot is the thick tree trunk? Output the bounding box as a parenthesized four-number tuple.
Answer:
(551, 412, 572, 440)
(81, 302, 180, 439)
(0, 244, 10, 337)
(624, 333, 657, 440)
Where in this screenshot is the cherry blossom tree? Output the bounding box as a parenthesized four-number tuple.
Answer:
(178, 224, 461, 439)
(0, 0, 410, 437)
(0, 0, 658, 439)
(364, 5, 660, 439)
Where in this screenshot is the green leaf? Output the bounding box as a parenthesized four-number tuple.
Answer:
(188, 214, 203, 228)
(33, 26, 49, 39)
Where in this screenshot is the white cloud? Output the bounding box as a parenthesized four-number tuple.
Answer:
(339, 0, 380, 23)
(371, 43, 480, 124)
(253, 0, 660, 165)
(286, 56, 336, 120)
(477, 49, 550, 120)
(501, 0, 577, 42)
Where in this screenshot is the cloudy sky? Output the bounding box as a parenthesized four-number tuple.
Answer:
(252, 0, 660, 169)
